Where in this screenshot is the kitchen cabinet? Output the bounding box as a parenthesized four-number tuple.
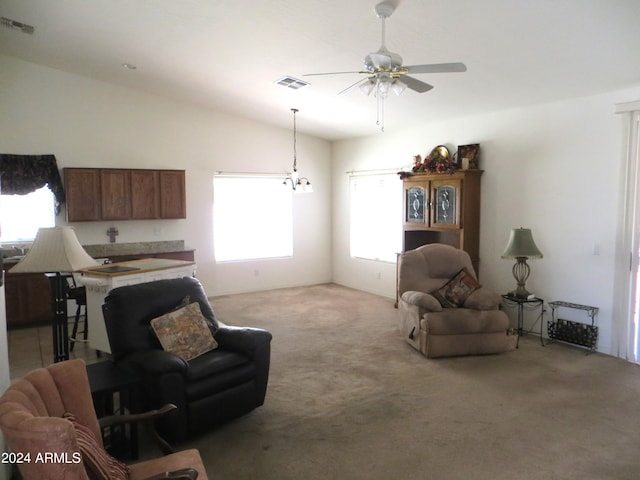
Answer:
(100, 169, 132, 220)
(131, 169, 159, 219)
(65, 168, 186, 222)
(64, 169, 101, 221)
(3, 261, 51, 329)
(159, 170, 187, 219)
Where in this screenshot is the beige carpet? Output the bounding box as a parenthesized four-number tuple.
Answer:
(175, 283, 640, 480)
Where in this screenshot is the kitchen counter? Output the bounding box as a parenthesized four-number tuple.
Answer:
(81, 240, 193, 259)
(2, 240, 194, 263)
(79, 257, 197, 353)
(78, 258, 195, 277)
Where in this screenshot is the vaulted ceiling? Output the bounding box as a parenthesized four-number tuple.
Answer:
(1, 0, 639, 140)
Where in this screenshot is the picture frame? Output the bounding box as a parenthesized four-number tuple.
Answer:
(457, 144, 480, 170)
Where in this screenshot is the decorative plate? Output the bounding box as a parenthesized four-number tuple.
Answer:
(430, 145, 450, 162)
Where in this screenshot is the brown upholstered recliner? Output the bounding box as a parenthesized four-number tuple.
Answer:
(0, 359, 208, 480)
(398, 243, 511, 358)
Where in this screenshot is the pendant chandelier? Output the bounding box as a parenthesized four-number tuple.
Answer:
(283, 108, 313, 193)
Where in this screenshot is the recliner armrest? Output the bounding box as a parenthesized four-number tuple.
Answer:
(214, 326, 272, 357)
(400, 291, 443, 312)
(121, 349, 189, 375)
(463, 287, 502, 310)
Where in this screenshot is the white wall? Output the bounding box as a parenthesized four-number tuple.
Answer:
(332, 85, 640, 355)
(3, 52, 640, 356)
(0, 54, 333, 295)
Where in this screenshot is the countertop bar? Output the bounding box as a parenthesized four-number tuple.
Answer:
(78, 258, 195, 277)
(3, 240, 194, 263)
(82, 240, 192, 258)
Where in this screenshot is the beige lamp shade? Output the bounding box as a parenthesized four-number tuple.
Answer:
(9, 226, 99, 273)
(501, 228, 543, 259)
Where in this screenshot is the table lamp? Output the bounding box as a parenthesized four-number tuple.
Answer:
(10, 226, 99, 362)
(501, 227, 543, 298)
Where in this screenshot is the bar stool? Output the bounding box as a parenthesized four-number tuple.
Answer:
(67, 276, 88, 352)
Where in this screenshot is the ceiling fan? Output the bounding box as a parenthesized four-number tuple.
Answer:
(303, 1, 466, 129)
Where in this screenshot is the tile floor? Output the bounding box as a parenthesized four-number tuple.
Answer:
(8, 322, 103, 382)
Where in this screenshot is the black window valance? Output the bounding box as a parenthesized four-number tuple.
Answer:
(0, 154, 65, 214)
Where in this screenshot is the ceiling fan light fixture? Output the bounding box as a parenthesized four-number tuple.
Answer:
(375, 76, 392, 98)
(392, 79, 407, 96)
(359, 78, 377, 96)
(302, 1, 467, 130)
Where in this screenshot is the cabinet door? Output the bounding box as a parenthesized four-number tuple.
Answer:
(100, 169, 131, 220)
(65, 168, 101, 222)
(430, 179, 461, 229)
(404, 182, 428, 225)
(5, 272, 51, 328)
(159, 170, 186, 219)
(131, 170, 160, 219)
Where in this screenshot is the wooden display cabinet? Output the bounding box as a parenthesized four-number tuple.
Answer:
(401, 169, 482, 272)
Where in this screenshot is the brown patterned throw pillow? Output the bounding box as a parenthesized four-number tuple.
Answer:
(432, 268, 481, 308)
(63, 412, 129, 480)
(150, 302, 218, 361)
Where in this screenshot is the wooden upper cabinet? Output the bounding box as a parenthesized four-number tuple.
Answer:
(159, 170, 187, 219)
(100, 169, 132, 220)
(131, 170, 161, 219)
(64, 168, 101, 222)
(65, 168, 186, 222)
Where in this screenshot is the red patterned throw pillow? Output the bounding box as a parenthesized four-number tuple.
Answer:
(63, 412, 129, 480)
(432, 268, 481, 308)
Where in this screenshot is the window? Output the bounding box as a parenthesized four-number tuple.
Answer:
(213, 175, 293, 262)
(350, 174, 402, 262)
(0, 186, 56, 242)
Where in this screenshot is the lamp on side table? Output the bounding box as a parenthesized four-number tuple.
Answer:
(501, 227, 543, 299)
(9, 227, 99, 362)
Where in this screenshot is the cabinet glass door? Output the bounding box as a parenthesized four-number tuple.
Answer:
(432, 182, 460, 227)
(405, 185, 426, 223)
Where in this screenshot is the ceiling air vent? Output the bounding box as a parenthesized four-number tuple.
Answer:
(274, 76, 309, 90)
(0, 17, 35, 34)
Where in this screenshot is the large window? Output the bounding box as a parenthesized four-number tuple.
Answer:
(0, 186, 56, 242)
(213, 175, 293, 262)
(350, 173, 402, 262)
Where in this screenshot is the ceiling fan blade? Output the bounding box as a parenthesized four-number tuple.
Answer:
(405, 62, 467, 74)
(338, 78, 370, 95)
(400, 75, 433, 93)
(302, 71, 361, 77)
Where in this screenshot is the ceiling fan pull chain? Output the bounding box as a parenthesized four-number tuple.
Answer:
(377, 94, 385, 132)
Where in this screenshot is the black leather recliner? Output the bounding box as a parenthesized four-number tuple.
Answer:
(102, 276, 272, 443)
